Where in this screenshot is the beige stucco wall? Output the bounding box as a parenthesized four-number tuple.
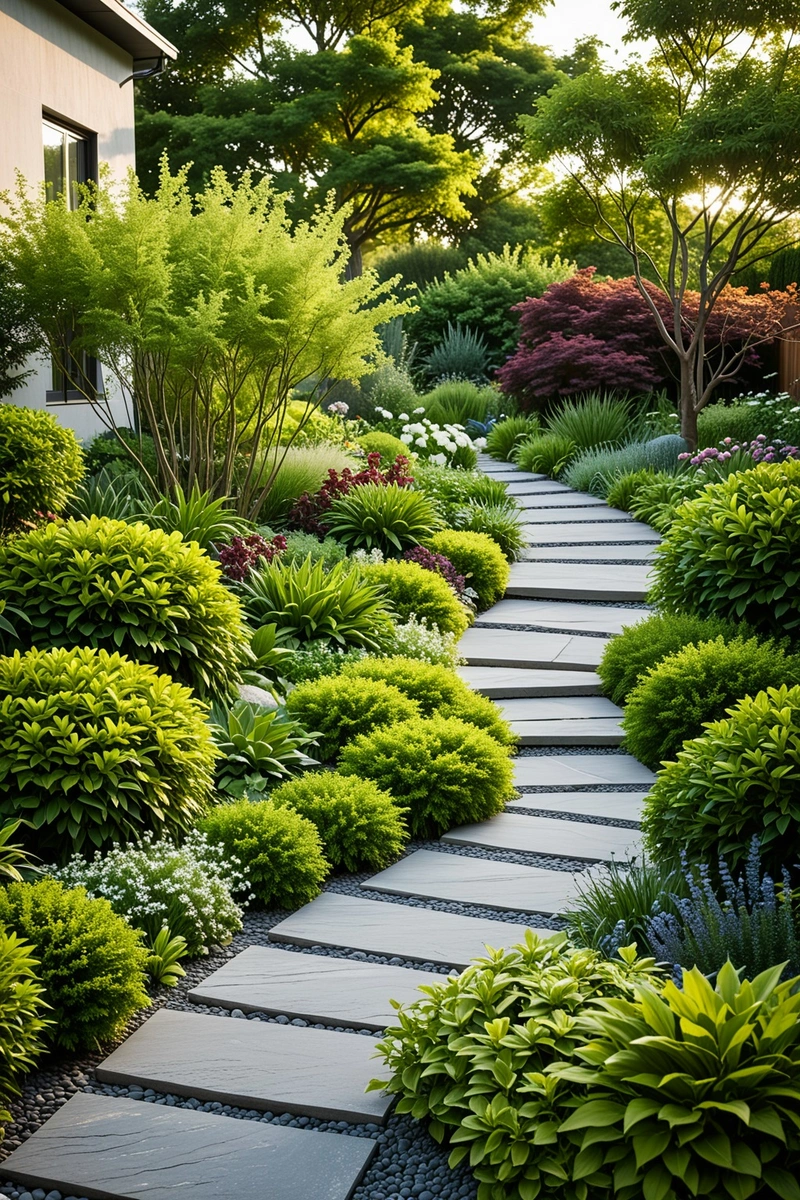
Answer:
(0, 0, 135, 439)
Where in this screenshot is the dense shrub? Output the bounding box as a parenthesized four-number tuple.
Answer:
(199, 800, 328, 908)
(340, 715, 512, 836)
(0, 647, 216, 859)
(325, 482, 440, 555)
(357, 431, 410, 462)
(285, 676, 419, 761)
(514, 432, 576, 476)
(545, 392, 631, 449)
(651, 460, 800, 633)
(449, 500, 524, 560)
(362, 559, 471, 637)
(427, 529, 509, 610)
(84, 428, 158, 481)
(270, 773, 407, 871)
(0, 404, 84, 531)
(0, 517, 249, 699)
(598, 612, 756, 706)
(211, 700, 319, 795)
(485, 414, 538, 461)
(412, 462, 510, 520)
(282, 643, 367, 684)
(280, 531, 348, 568)
(696, 398, 772, 448)
(0, 880, 150, 1052)
(0, 927, 49, 1132)
(643, 685, 800, 872)
(384, 615, 463, 668)
(623, 635, 800, 768)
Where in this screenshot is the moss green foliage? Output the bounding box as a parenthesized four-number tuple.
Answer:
(450, 500, 524, 560)
(696, 400, 767, 448)
(281, 530, 348, 568)
(372, 935, 656, 1200)
(564, 859, 684, 958)
(623, 636, 800, 769)
(0, 516, 248, 700)
(514, 432, 576, 476)
(486, 414, 538, 461)
(0, 880, 149, 1052)
(356, 431, 410, 462)
(362, 559, 471, 637)
(545, 392, 631, 449)
(341, 656, 514, 746)
(0, 647, 216, 859)
(597, 612, 755, 706)
(211, 700, 319, 794)
(199, 799, 328, 908)
(651, 461, 800, 633)
(285, 676, 419, 761)
(270, 773, 407, 871)
(0, 404, 84, 532)
(340, 715, 512, 837)
(643, 685, 800, 872)
(325, 482, 440, 556)
(427, 529, 509, 610)
(282, 643, 366, 685)
(0, 926, 50, 1132)
(413, 462, 510, 520)
(84, 428, 158, 481)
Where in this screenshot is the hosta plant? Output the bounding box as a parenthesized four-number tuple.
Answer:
(325, 482, 440, 555)
(210, 700, 319, 796)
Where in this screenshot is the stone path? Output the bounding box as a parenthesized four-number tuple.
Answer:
(3, 450, 661, 1200)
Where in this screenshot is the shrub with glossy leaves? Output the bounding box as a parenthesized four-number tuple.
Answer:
(285, 676, 419, 761)
(514, 433, 576, 476)
(486, 414, 539, 461)
(325, 482, 440, 556)
(340, 715, 513, 837)
(270, 773, 407, 871)
(426, 529, 509, 610)
(0, 516, 249, 699)
(0, 880, 150, 1052)
(0, 404, 84, 531)
(643, 685, 800, 873)
(361, 559, 471, 637)
(651, 460, 800, 633)
(0, 927, 50, 1133)
(0, 647, 216, 860)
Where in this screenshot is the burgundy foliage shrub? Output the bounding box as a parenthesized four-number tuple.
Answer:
(402, 546, 466, 594)
(218, 533, 287, 582)
(288, 453, 414, 535)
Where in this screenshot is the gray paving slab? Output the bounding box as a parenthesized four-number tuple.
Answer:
(521, 506, 635, 523)
(363, 849, 578, 915)
(1, 1092, 375, 1200)
(443, 814, 642, 862)
(481, 469, 547, 481)
(504, 565, 652, 604)
(459, 665, 602, 697)
(269, 892, 538, 967)
(476, 598, 650, 635)
(499, 695, 621, 719)
(95, 1009, 392, 1124)
(189, 945, 434, 1031)
(510, 717, 623, 745)
(507, 790, 648, 822)
(521, 543, 657, 562)
(523, 521, 660, 544)
(460, 627, 607, 670)
(513, 753, 656, 789)
(518, 492, 607, 508)
(500, 480, 573, 496)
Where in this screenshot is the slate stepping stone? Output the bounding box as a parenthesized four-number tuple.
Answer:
(269, 892, 536, 968)
(460, 627, 607, 671)
(500, 480, 573, 496)
(507, 791, 648, 822)
(189, 945, 434, 1031)
(499, 695, 621, 719)
(518, 492, 607, 508)
(443, 814, 642, 862)
(363, 849, 577, 915)
(514, 754, 655, 789)
(505, 565, 652, 604)
(524, 521, 660, 544)
(95, 1009, 392, 1124)
(521, 544, 657, 563)
(510, 717, 623, 745)
(480, 468, 546, 481)
(476, 598, 649, 635)
(1, 1092, 375, 1200)
(458, 665, 602, 697)
(521, 505, 634, 523)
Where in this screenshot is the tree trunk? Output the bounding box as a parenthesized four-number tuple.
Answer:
(345, 241, 363, 279)
(678, 357, 699, 450)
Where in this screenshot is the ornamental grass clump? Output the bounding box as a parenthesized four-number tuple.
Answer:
(514, 432, 576, 476)
(285, 676, 419, 761)
(450, 500, 524, 560)
(486, 414, 539, 460)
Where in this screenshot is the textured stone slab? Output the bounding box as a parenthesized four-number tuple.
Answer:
(363, 850, 577, 915)
(477, 598, 649, 635)
(189, 946, 435, 1031)
(514, 754, 656, 789)
(507, 791, 648, 822)
(443, 814, 642, 862)
(518, 492, 607, 508)
(459, 665, 602, 697)
(505, 564, 652, 604)
(521, 505, 635, 523)
(521, 543, 657, 562)
(499, 695, 621, 719)
(480, 468, 546, 481)
(95, 1009, 392, 1124)
(501, 480, 573, 496)
(523, 521, 660, 544)
(270, 892, 535, 968)
(1, 1092, 375, 1200)
(511, 717, 623, 746)
(460, 627, 607, 670)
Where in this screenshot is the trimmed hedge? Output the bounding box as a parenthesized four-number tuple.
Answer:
(361, 559, 471, 637)
(284, 675, 419, 761)
(0, 404, 84, 531)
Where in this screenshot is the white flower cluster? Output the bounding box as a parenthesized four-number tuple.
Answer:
(387, 614, 465, 669)
(349, 547, 385, 565)
(398, 418, 474, 465)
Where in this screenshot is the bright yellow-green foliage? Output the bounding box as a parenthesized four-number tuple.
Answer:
(361, 559, 471, 637)
(0, 926, 50, 1135)
(427, 529, 509, 610)
(357, 431, 410, 461)
(0, 647, 216, 859)
(0, 405, 84, 531)
(285, 675, 419, 761)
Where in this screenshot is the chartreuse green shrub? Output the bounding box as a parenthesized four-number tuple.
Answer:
(0, 926, 50, 1134)
(0, 516, 249, 700)
(0, 647, 216, 860)
(486, 415, 538, 461)
(270, 773, 407, 871)
(557, 962, 800, 1200)
(623, 636, 800, 769)
(514, 433, 576, 476)
(210, 700, 319, 795)
(0, 880, 150, 1052)
(325, 483, 440, 556)
(357, 431, 410, 462)
(361, 559, 471, 638)
(199, 800, 328, 908)
(643, 685, 800, 873)
(651, 460, 800, 633)
(285, 676, 419, 761)
(427, 529, 509, 610)
(371, 934, 657, 1200)
(597, 612, 755, 707)
(0, 404, 84, 531)
(339, 715, 513, 836)
(341, 656, 514, 746)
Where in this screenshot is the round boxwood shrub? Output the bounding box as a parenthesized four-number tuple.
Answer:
(0, 404, 84, 531)
(361, 559, 471, 637)
(0, 925, 50, 1130)
(0, 647, 217, 860)
(642, 684, 800, 872)
(284, 676, 419, 762)
(340, 656, 515, 746)
(339, 715, 513, 837)
(651, 460, 800, 634)
(0, 516, 249, 700)
(623, 636, 800, 769)
(0, 880, 150, 1052)
(426, 529, 509, 610)
(198, 800, 328, 909)
(357, 431, 410, 462)
(270, 773, 407, 871)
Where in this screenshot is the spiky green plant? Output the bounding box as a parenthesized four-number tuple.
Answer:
(325, 482, 440, 555)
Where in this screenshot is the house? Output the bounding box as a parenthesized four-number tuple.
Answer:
(0, 0, 176, 440)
